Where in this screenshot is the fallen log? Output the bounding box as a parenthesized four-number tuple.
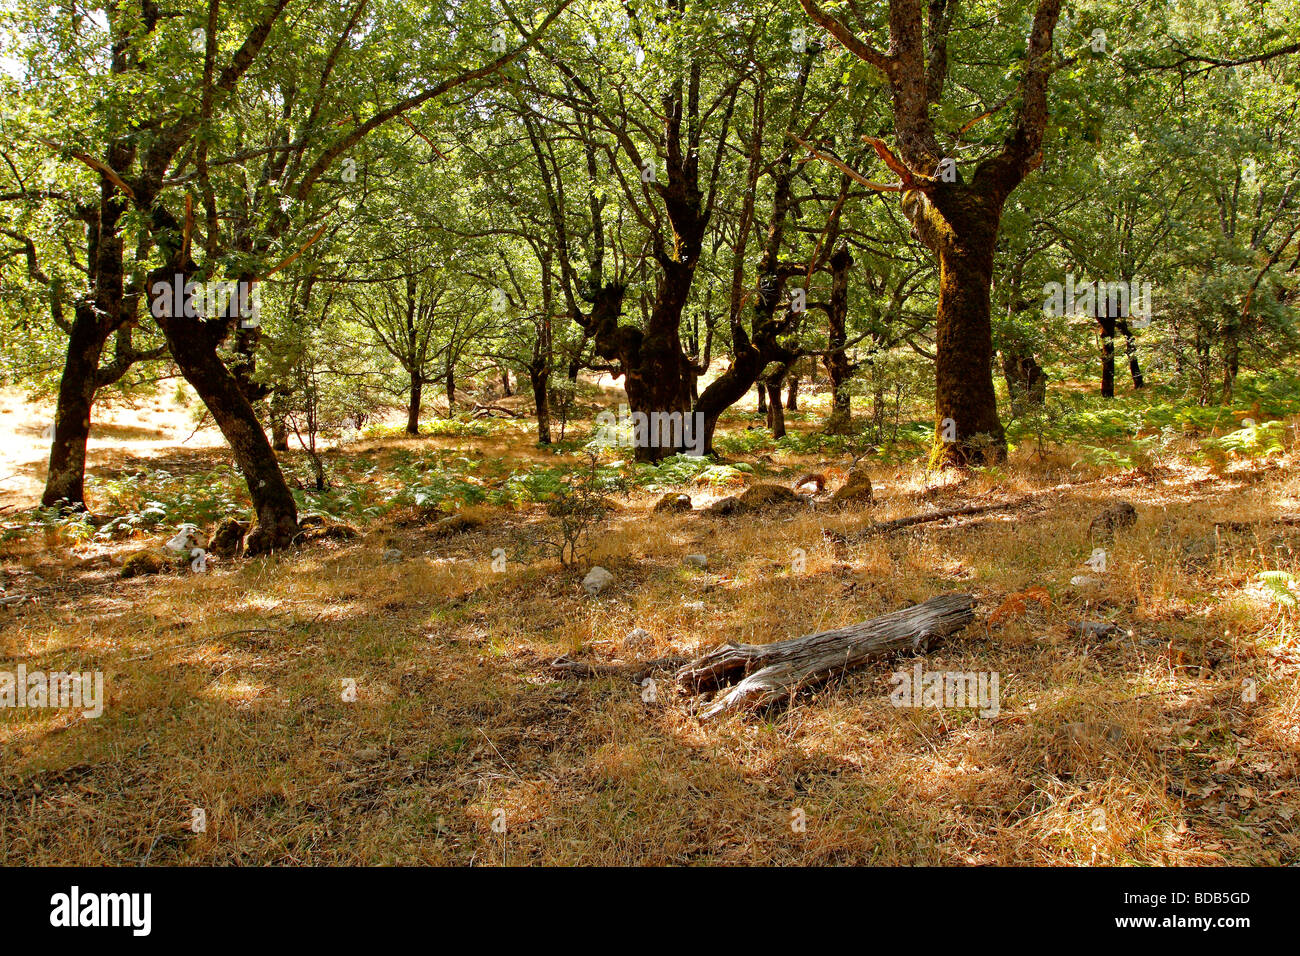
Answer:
(676, 593, 977, 720)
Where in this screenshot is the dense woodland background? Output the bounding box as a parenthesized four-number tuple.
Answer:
(0, 0, 1299, 866)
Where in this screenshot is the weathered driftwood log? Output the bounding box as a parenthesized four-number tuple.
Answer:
(676, 593, 977, 720)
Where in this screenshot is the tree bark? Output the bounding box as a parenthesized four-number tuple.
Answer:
(823, 245, 854, 435)
(150, 259, 298, 554)
(1002, 344, 1047, 409)
(406, 374, 423, 435)
(1119, 319, 1144, 389)
(929, 227, 1007, 463)
(677, 592, 976, 719)
(530, 364, 552, 445)
(1098, 315, 1116, 398)
(42, 304, 109, 509)
(270, 390, 290, 451)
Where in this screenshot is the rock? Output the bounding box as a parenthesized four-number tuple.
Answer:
(582, 566, 614, 596)
(165, 523, 207, 553)
(1070, 575, 1099, 588)
(623, 627, 652, 652)
(684, 553, 708, 568)
(829, 467, 874, 507)
(653, 492, 693, 513)
(121, 551, 167, 578)
(792, 473, 826, 495)
(682, 600, 706, 611)
(382, 548, 404, 564)
(208, 517, 249, 558)
(737, 483, 800, 510)
(430, 512, 483, 538)
(1089, 501, 1137, 542)
(705, 495, 740, 516)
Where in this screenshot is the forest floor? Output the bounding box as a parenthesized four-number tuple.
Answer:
(1, 385, 1298, 864)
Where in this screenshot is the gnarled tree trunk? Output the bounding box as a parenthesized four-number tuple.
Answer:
(678, 592, 976, 719)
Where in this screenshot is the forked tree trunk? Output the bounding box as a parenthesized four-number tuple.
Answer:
(677, 593, 977, 719)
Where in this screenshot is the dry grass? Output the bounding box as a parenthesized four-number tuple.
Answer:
(2, 398, 1298, 865)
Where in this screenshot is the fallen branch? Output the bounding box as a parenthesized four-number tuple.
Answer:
(676, 593, 977, 719)
(852, 478, 1109, 539)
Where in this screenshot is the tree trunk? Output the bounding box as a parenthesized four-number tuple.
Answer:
(677, 593, 976, 719)
(153, 296, 298, 554)
(756, 380, 767, 415)
(1118, 320, 1144, 389)
(1220, 328, 1239, 404)
(270, 390, 290, 451)
(501, 368, 513, 397)
(530, 365, 551, 445)
(406, 375, 423, 435)
(1098, 315, 1116, 398)
(445, 363, 456, 413)
(42, 305, 109, 509)
(823, 246, 854, 435)
(765, 376, 786, 439)
(785, 375, 799, 410)
(931, 241, 1006, 464)
(1002, 344, 1047, 410)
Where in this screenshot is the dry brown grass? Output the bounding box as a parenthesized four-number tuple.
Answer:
(2, 407, 1298, 865)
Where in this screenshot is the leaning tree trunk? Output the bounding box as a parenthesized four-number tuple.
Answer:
(678, 593, 976, 719)
(406, 374, 423, 435)
(153, 299, 299, 554)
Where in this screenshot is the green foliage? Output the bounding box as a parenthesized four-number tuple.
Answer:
(1256, 571, 1298, 609)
